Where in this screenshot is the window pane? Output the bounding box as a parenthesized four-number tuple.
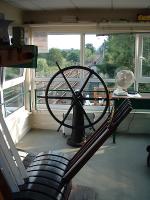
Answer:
(142, 35, 150, 77)
(35, 34, 80, 77)
(85, 34, 107, 66)
(35, 81, 48, 110)
(85, 34, 135, 79)
(139, 83, 150, 93)
(4, 84, 24, 116)
(5, 68, 24, 81)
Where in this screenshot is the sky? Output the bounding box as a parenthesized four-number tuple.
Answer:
(48, 34, 107, 50)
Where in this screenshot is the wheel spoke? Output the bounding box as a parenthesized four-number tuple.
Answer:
(56, 62, 76, 97)
(79, 71, 92, 94)
(38, 95, 72, 100)
(56, 62, 90, 120)
(57, 101, 75, 131)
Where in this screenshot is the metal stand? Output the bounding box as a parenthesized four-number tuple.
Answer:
(67, 91, 85, 147)
(44, 65, 110, 148)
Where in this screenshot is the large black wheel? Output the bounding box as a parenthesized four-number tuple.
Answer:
(45, 65, 110, 131)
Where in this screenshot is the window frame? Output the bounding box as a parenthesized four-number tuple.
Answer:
(29, 23, 150, 111)
(0, 67, 26, 117)
(135, 34, 150, 92)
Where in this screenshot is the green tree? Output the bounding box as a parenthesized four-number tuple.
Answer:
(103, 34, 135, 69)
(37, 58, 49, 76)
(37, 58, 48, 70)
(85, 43, 97, 66)
(85, 48, 96, 65)
(48, 48, 63, 66)
(85, 43, 96, 54)
(66, 49, 80, 64)
(142, 37, 150, 76)
(97, 34, 135, 78)
(38, 53, 49, 60)
(97, 63, 119, 78)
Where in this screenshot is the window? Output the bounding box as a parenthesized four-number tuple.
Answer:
(139, 83, 150, 93)
(85, 34, 107, 67)
(95, 34, 135, 79)
(3, 84, 24, 117)
(0, 67, 25, 117)
(141, 34, 150, 77)
(35, 34, 80, 77)
(84, 34, 135, 93)
(4, 68, 24, 81)
(32, 28, 150, 110)
(34, 33, 81, 109)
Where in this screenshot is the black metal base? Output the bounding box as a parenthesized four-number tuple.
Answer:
(67, 137, 85, 147)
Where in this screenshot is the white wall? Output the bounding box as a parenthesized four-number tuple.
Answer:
(5, 108, 31, 144)
(31, 110, 63, 131)
(2, 105, 150, 144)
(0, 1, 23, 24)
(116, 112, 150, 134)
(31, 110, 150, 135)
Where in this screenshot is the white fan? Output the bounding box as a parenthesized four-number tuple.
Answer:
(113, 70, 135, 96)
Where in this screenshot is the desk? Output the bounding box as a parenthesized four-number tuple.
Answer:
(112, 93, 150, 143)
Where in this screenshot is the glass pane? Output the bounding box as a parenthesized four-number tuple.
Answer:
(5, 68, 24, 81)
(35, 34, 80, 77)
(85, 34, 107, 66)
(142, 35, 150, 77)
(35, 81, 48, 110)
(139, 83, 150, 93)
(3, 84, 24, 117)
(85, 34, 135, 79)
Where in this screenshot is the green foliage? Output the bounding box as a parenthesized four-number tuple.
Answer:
(103, 34, 135, 70)
(66, 49, 80, 64)
(37, 58, 50, 76)
(142, 37, 150, 77)
(142, 62, 150, 77)
(38, 53, 49, 60)
(5, 68, 21, 80)
(37, 35, 136, 79)
(48, 48, 63, 66)
(85, 48, 97, 65)
(96, 34, 135, 78)
(96, 63, 120, 78)
(85, 43, 96, 54)
(37, 58, 48, 71)
(139, 83, 150, 92)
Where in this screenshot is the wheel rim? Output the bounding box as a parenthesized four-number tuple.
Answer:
(45, 65, 110, 129)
